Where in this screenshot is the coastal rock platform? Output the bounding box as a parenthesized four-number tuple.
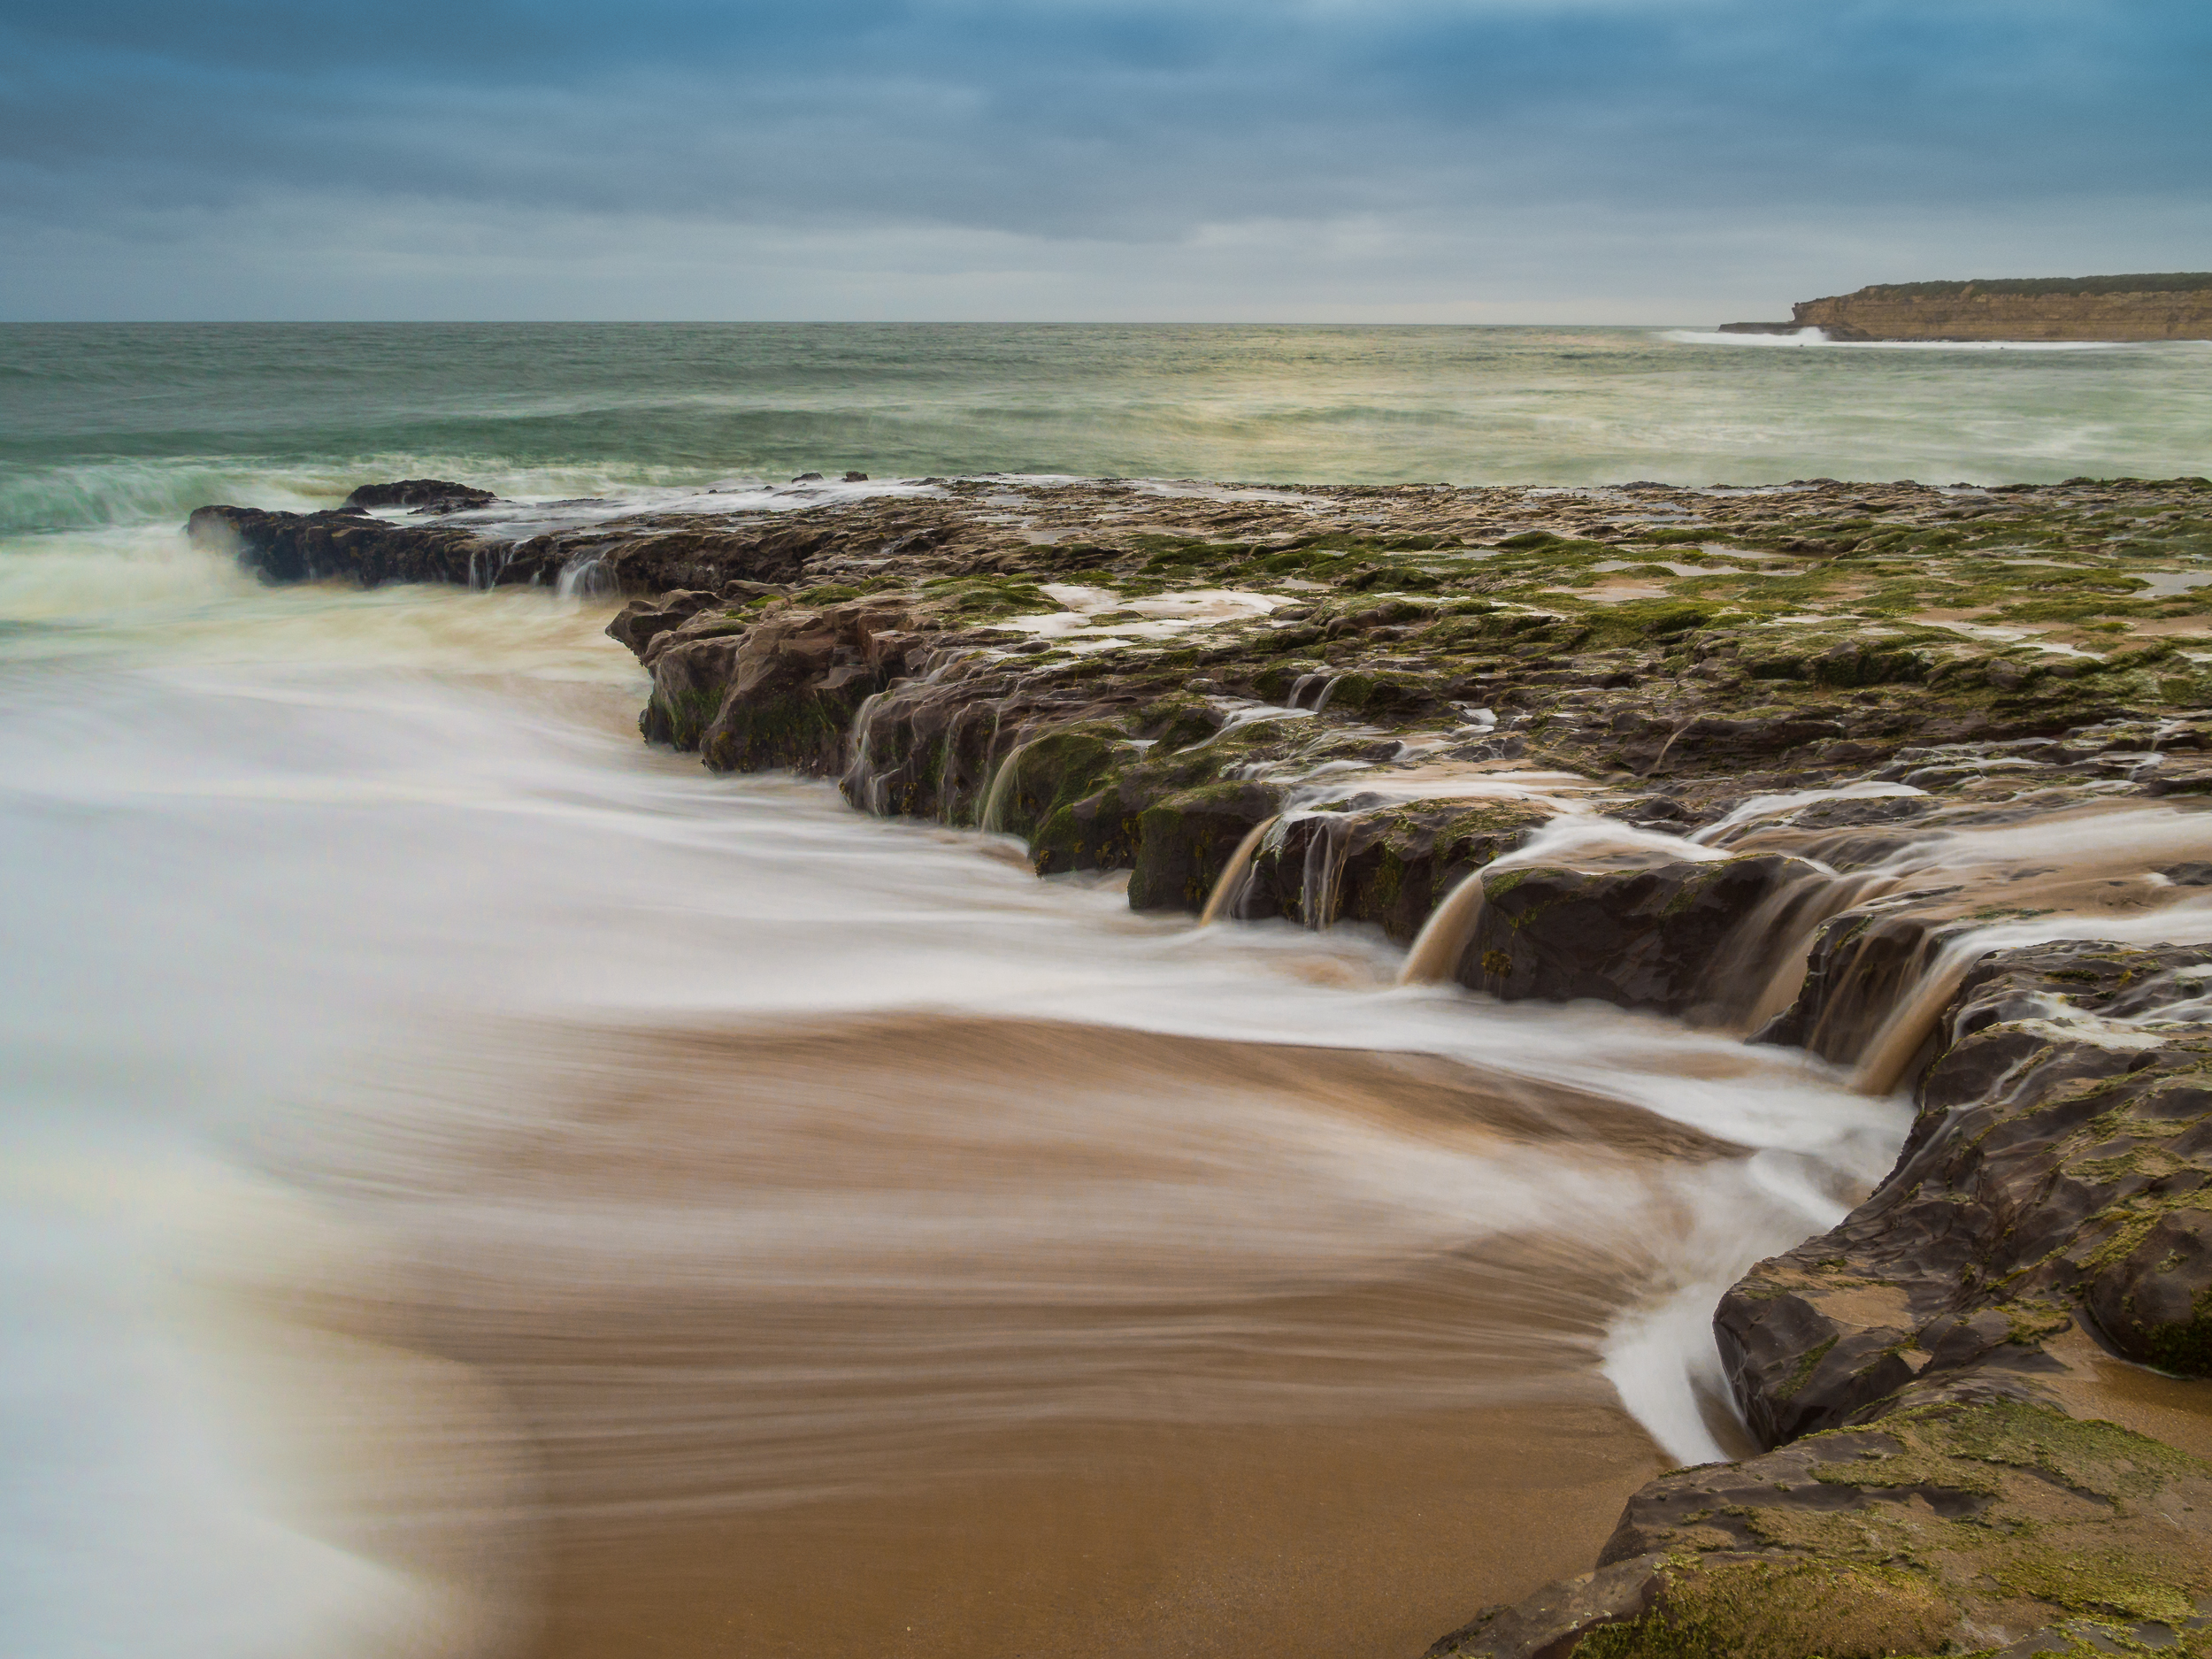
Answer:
(192, 469, 2212, 1657)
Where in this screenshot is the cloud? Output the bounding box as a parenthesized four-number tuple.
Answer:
(2, 1, 2206, 318)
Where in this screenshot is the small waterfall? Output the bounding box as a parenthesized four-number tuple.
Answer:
(1200, 817, 1281, 926)
(842, 691, 890, 816)
(466, 543, 522, 591)
(1640, 716, 1698, 778)
(1732, 869, 1902, 1033)
(1310, 675, 1346, 715)
(1686, 782, 1924, 849)
(555, 549, 615, 600)
(979, 732, 1041, 834)
(1846, 898, 2212, 1095)
(1186, 703, 1315, 749)
(1399, 870, 1488, 984)
(1847, 933, 1978, 1095)
(1298, 815, 1353, 930)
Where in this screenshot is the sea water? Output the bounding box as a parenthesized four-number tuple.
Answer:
(0, 323, 2203, 1659)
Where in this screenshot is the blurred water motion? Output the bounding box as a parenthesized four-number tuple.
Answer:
(0, 569, 1901, 1659)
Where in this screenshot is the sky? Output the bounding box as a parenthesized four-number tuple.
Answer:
(1, 0, 2207, 321)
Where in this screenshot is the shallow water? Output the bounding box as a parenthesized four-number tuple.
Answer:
(1, 323, 2202, 1659)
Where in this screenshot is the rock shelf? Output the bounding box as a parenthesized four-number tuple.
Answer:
(192, 471, 2212, 1657)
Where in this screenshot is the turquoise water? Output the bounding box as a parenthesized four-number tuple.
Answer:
(4, 324, 2207, 541)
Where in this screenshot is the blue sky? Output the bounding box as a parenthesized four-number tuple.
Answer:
(2, 0, 2205, 319)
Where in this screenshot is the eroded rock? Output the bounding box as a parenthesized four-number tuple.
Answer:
(1723, 941, 2212, 1446)
(1463, 855, 1822, 1018)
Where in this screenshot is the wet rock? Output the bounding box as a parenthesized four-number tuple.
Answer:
(342, 479, 496, 511)
(639, 631, 747, 749)
(1723, 941, 2212, 1446)
(606, 589, 719, 654)
(189, 503, 844, 596)
(515, 521, 832, 592)
(1425, 1554, 1666, 1659)
(1128, 782, 1284, 913)
(1790, 794, 1935, 833)
(691, 601, 922, 774)
(1741, 639, 1932, 688)
(2148, 766, 2212, 796)
(971, 726, 1133, 847)
(1462, 854, 1821, 1018)
(1240, 801, 1550, 941)
(1612, 710, 1851, 778)
(721, 579, 787, 603)
(187, 503, 536, 588)
(1435, 1399, 2212, 1659)
(639, 603, 770, 668)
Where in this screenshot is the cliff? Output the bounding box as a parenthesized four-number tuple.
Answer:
(1793, 273, 2212, 342)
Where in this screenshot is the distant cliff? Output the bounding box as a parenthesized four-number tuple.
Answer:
(1791, 272, 2212, 341)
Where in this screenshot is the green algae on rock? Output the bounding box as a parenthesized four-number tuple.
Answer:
(1434, 1400, 2212, 1658)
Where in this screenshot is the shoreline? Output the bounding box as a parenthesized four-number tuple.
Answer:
(195, 468, 2212, 1656)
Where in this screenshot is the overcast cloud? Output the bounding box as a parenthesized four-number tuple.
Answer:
(1, 0, 2205, 319)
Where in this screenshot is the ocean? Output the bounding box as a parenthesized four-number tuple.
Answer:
(0, 323, 2203, 1659)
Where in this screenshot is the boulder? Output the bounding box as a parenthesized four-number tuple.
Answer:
(1463, 854, 1822, 1018)
(1127, 781, 1284, 913)
(342, 479, 497, 511)
(606, 590, 721, 655)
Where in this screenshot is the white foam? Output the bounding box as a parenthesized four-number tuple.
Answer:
(1664, 329, 2141, 353)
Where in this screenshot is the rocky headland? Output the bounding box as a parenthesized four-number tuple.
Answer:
(193, 468, 2212, 1656)
(1724, 273, 2212, 342)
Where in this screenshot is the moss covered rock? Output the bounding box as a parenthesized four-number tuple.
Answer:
(1433, 1401, 2212, 1659)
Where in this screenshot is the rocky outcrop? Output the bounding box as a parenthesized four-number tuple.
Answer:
(189, 497, 905, 595)
(1437, 940, 2212, 1658)
(1238, 802, 1550, 941)
(1792, 273, 2212, 342)
(1436, 1396, 2212, 1659)
(1721, 941, 2212, 1443)
(342, 478, 497, 511)
(186, 504, 536, 588)
(1460, 855, 1820, 1019)
(194, 470, 2212, 1658)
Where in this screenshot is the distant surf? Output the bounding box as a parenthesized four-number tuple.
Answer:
(1664, 326, 2143, 351)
